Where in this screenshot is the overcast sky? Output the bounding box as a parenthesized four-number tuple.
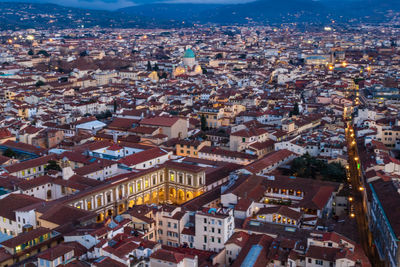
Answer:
(0, 0, 255, 10)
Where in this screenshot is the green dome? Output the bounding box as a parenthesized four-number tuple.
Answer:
(183, 48, 195, 58)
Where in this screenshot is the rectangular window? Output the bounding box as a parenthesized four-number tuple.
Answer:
(316, 260, 323, 265)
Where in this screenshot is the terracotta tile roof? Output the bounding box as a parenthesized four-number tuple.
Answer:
(1, 140, 46, 156)
(0, 193, 43, 221)
(93, 257, 126, 267)
(17, 175, 53, 190)
(244, 149, 296, 174)
(140, 115, 181, 127)
(4, 154, 57, 174)
(225, 231, 250, 247)
(150, 249, 186, 263)
(199, 146, 257, 160)
(0, 128, 12, 139)
(0, 227, 53, 248)
(231, 127, 268, 137)
(306, 245, 341, 261)
(37, 243, 75, 261)
(39, 204, 96, 226)
(129, 126, 158, 135)
(0, 155, 12, 165)
(311, 186, 335, 209)
(107, 118, 138, 131)
(370, 179, 400, 238)
(119, 147, 169, 167)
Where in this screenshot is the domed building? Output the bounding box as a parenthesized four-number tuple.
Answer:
(183, 48, 196, 68)
(173, 48, 202, 77)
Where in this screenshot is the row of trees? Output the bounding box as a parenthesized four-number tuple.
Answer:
(290, 153, 346, 182)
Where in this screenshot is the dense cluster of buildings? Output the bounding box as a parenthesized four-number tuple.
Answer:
(0, 24, 398, 266)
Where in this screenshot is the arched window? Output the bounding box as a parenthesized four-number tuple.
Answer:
(97, 196, 102, 207)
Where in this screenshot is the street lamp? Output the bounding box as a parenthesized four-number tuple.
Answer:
(349, 197, 353, 202)
(354, 157, 359, 161)
(350, 213, 355, 218)
(359, 186, 364, 191)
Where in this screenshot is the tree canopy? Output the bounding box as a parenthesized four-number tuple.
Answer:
(290, 153, 346, 182)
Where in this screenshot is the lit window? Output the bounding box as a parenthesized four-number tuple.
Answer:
(145, 180, 149, 188)
(170, 173, 175, 182)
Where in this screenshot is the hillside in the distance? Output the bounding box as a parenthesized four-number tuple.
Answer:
(0, 0, 399, 30)
(119, 0, 400, 24)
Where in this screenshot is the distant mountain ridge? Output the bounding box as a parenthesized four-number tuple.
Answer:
(119, 0, 400, 24)
(0, 0, 399, 30)
(0, 2, 183, 30)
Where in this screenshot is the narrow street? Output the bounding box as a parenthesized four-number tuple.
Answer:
(345, 125, 384, 267)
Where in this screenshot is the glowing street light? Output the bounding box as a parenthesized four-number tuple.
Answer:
(350, 213, 355, 218)
(342, 61, 347, 68)
(349, 197, 353, 202)
(359, 186, 364, 191)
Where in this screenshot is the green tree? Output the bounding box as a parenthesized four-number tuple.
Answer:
(293, 103, 300, 116)
(37, 50, 50, 57)
(200, 115, 207, 131)
(153, 63, 159, 72)
(28, 49, 34, 56)
(290, 154, 346, 182)
(160, 72, 168, 79)
(215, 53, 223, 59)
(321, 162, 346, 182)
(147, 61, 152, 71)
(45, 160, 61, 172)
(35, 80, 45, 87)
(3, 148, 16, 158)
(113, 100, 118, 113)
